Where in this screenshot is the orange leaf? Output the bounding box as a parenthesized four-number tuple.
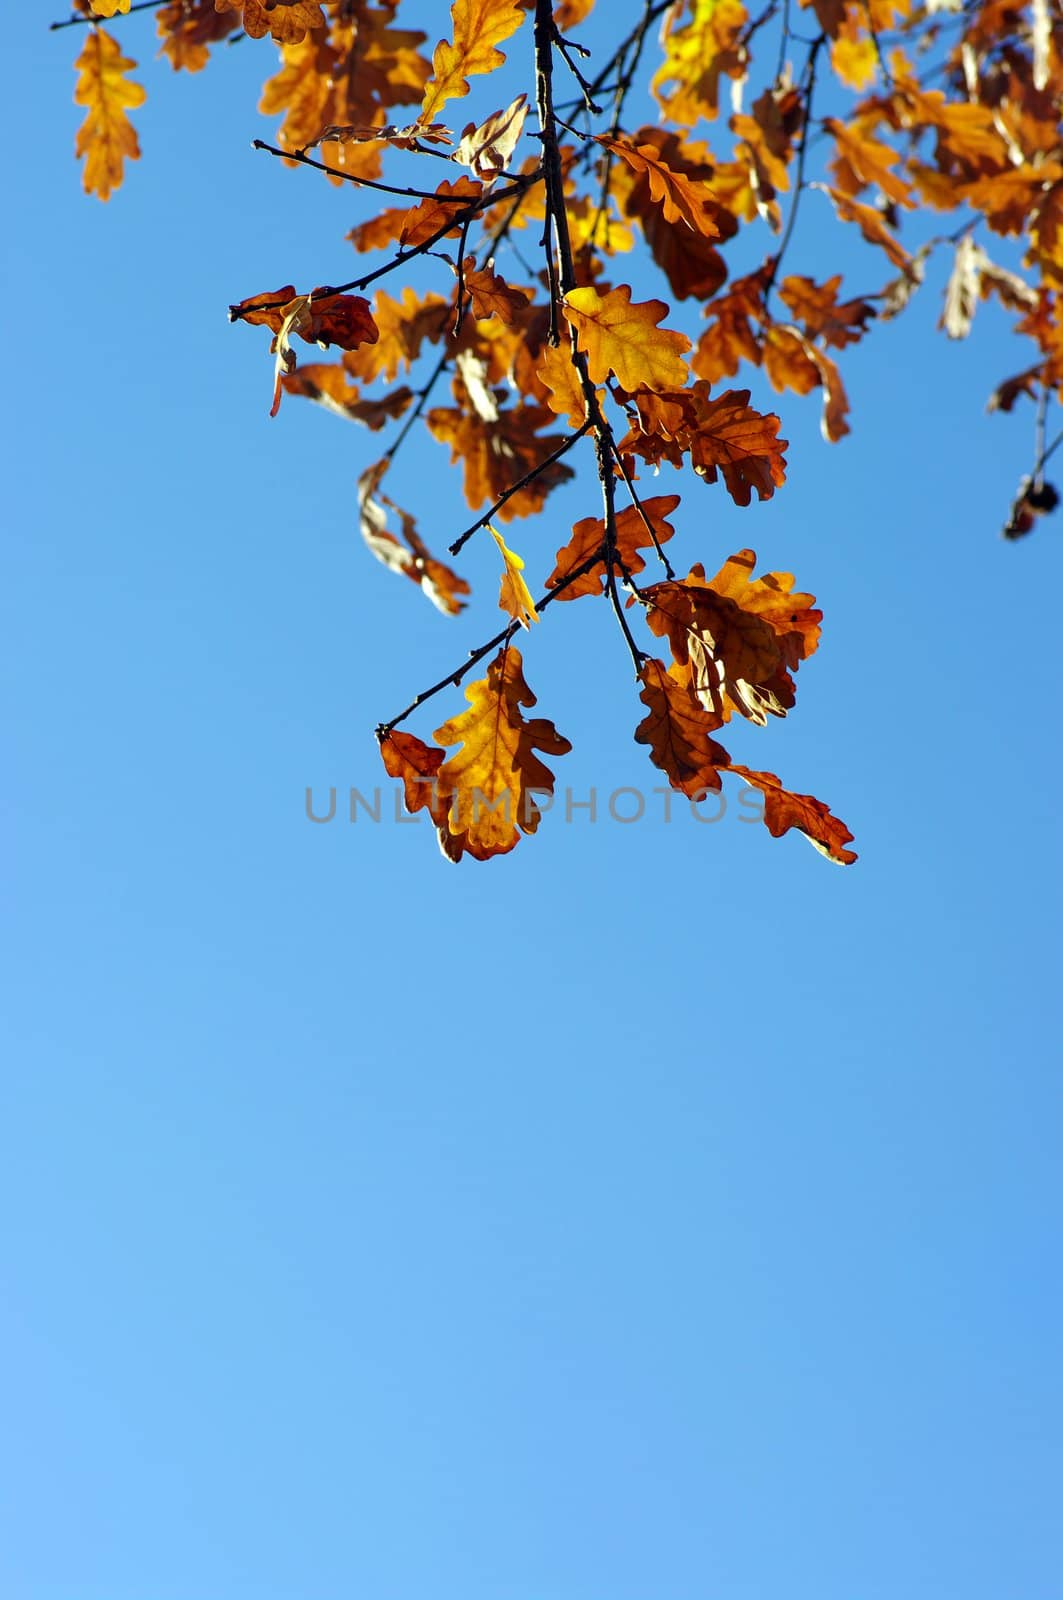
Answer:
(726, 765, 858, 863)
(462, 258, 530, 324)
(213, 0, 325, 45)
(74, 26, 146, 201)
(599, 136, 724, 239)
(635, 658, 731, 797)
(547, 495, 681, 600)
(398, 176, 485, 247)
(419, 0, 527, 125)
(618, 383, 787, 505)
(563, 285, 691, 391)
(642, 550, 819, 726)
(229, 286, 379, 415)
(379, 730, 452, 835)
(536, 342, 590, 429)
(432, 646, 571, 861)
(157, 0, 234, 71)
(427, 377, 574, 521)
(814, 185, 911, 270)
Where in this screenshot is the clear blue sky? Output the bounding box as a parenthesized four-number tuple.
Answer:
(4, 7, 1061, 1599)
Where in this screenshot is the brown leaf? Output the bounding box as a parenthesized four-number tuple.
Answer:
(635, 658, 731, 797)
(726, 765, 858, 863)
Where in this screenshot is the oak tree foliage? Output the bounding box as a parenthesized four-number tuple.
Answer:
(58, 0, 1063, 861)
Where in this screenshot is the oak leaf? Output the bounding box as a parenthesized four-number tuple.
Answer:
(281, 364, 414, 429)
(536, 341, 591, 429)
(419, 0, 527, 125)
(427, 379, 575, 521)
(228, 285, 379, 415)
(157, 0, 234, 71)
(398, 177, 485, 247)
(635, 658, 731, 797)
(618, 383, 787, 505)
(462, 258, 530, 324)
(563, 285, 691, 391)
(213, 0, 325, 46)
(726, 765, 858, 863)
(814, 184, 912, 270)
(432, 646, 571, 861)
(642, 550, 819, 726)
(74, 26, 146, 201)
(379, 730, 453, 835)
(547, 495, 681, 600)
(599, 136, 724, 239)
(358, 460, 470, 616)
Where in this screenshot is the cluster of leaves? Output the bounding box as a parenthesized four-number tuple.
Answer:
(58, 0, 1063, 861)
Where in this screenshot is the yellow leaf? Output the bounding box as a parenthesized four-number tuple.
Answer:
(88, 0, 132, 14)
(536, 342, 590, 429)
(489, 525, 539, 628)
(420, 0, 527, 126)
(74, 26, 146, 201)
(562, 285, 690, 391)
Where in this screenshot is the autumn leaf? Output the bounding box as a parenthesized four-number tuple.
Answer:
(379, 730, 454, 835)
(490, 525, 539, 628)
(642, 550, 820, 726)
(358, 460, 470, 616)
(635, 658, 731, 797)
(599, 136, 724, 238)
(419, 0, 527, 125)
(213, 0, 325, 46)
(432, 645, 571, 861)
(462, 257, 530, 324)
(87, 0, 131, 14)
(454, 94, 528, 180)
(547, 495, 681, 600)
(726, 765, 858, 863)
(281, 364, 414, 430)
(228, 286, 379, 415)
(74, 27, 146, 201)
(427, 376, 574, 521)
(398, 177, 484, 247)
(778, 275, 877, 349)
(536, 341, 590, 429)
(814, 184, 912, 271)
(157, 0, 234, 71)
(618, 384, 788, 505)
(563, 285, 691, 391)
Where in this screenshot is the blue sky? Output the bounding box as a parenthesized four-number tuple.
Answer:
(4, 7, 1061, 1599)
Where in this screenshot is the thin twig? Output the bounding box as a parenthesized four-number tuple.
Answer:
(375, 546, 609, 735)
(50, 0, 164, 28)
(253, 140, 462, 203)
(448, 424, 593, 555)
